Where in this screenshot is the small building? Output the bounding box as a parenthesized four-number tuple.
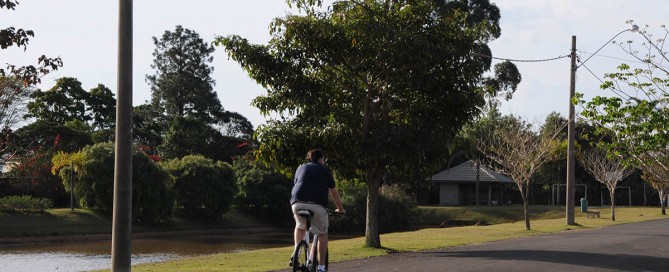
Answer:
(428, 160, 515, 205)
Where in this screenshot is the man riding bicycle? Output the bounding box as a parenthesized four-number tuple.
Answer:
(290, 149, 345, 272)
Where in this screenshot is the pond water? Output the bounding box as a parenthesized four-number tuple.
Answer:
(0, 232, 293, 272)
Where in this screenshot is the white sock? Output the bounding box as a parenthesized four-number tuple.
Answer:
(318, 264, 325, 271)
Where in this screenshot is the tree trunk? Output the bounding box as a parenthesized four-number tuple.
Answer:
(660, 189, 667, 215)
(365, 172, 382, 248)
(520, 183, 530, 230)
(609, 191, 616, 221)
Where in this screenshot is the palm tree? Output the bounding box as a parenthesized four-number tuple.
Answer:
(51, 151, 85, 211)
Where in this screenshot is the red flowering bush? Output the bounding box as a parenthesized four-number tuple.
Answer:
(3, 148, 67, 206)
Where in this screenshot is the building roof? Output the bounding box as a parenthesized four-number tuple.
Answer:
(428, 160, 514, 184)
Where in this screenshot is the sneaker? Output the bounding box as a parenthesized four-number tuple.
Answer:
(288, 257, 293, 267)
(317, 269, 326, 272)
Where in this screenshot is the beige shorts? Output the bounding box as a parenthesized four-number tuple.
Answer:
(292, 202, 328, 234)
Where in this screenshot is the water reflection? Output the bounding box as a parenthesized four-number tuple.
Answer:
(0, 252, 175, 272)
(0, 232, 293, 272)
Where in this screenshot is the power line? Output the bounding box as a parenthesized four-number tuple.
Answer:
(577, 50, 646, 64)
(576, 28, 632, 69)
(578, 50, 669, 69)
(472, 52, 570, 63)
(580, 63, 633, 101)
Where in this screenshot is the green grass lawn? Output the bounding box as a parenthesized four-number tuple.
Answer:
(417, 205, 566, 225)
(130, 206, 667, 272)
(0, 208, 269, 239)
(0, 209, 112, 237)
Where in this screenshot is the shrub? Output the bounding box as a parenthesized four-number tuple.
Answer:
(0, 195, 53, 212)
(162, 155, 237, 223)
(74, 142, 174, 224)
(330, 184, 417, 233)
(4, 149, 67, 206)
(232, 157, 293, 225)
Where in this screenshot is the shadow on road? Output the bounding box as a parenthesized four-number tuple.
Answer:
(426, 249, 669, 271)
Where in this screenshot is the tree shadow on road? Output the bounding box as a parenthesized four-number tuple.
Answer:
(429, 249, 669, 271)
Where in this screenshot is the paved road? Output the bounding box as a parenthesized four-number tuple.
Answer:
(288, 219, 669, 272)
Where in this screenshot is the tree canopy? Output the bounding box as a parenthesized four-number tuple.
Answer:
(216, 0, 519, 247)
(147, 25, 223, 124)
(26, 77, 91, 124)
(25, 77, 116, 131)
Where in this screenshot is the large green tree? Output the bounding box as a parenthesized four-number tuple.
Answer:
(216, 0, 519, 247)
(12, 120, 92, 154)
(87, 84, 116, 131)
(26, 77, 91, 124)
(147, 25, 223, 123)
(26, 78, 116, 133)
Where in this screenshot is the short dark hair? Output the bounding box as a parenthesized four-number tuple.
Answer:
(306, 149, 324, 163)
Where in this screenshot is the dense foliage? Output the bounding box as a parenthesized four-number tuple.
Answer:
(74, 142, 174, 224)
(158, 116, 249, 163)
(26, 77, 116, 130)
(162, 155, 237, 223)
(330, 184, 417, 233)
(232, 156, 293, 225)
(0, 195, 52, 213)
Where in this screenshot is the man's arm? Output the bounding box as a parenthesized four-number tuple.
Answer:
(329, 187, 346, 214)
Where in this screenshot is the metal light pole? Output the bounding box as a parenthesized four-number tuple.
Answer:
(566, 36, 576, 225)
(112, 0, 133, 271)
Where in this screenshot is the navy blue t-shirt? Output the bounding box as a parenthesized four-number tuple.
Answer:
(290, 162, 336, 207)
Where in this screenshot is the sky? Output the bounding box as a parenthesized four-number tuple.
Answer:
(3, 0, 669, 128)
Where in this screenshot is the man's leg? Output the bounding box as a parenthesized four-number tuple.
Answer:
(290, 226, 307, 266)
(294, 226, 306, 245)
(317, 232, 328, 265)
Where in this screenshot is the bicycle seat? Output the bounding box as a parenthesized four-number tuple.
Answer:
(296, 209, 313, 218)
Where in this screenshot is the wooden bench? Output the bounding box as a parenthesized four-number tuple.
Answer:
(585, 210, 600, 219)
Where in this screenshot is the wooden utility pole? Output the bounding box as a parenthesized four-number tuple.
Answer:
(566, 36, 576, 225)
(112, 0, 133, 270)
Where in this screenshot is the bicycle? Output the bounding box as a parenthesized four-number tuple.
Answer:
(290, 209, 329, 272)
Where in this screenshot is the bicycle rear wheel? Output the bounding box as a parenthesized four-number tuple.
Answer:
(292, 241, 309, 272)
